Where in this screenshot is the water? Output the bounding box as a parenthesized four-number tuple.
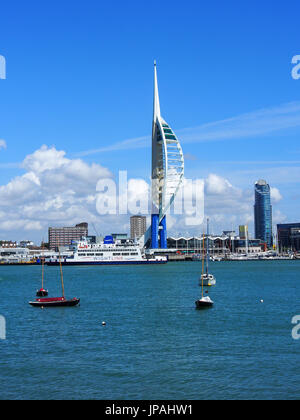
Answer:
(0, 261, 299, 400)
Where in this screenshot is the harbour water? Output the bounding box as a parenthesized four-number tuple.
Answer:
(0, 261, 299, 400)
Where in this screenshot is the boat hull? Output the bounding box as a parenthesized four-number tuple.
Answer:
(29, 298, 80, 307)
(195, 300, 214, 309)
(46, 260, 167, 266)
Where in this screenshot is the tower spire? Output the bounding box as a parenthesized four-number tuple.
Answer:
(153, 60, 161, 120)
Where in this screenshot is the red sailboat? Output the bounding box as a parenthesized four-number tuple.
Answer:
(30, 244, 80, 308)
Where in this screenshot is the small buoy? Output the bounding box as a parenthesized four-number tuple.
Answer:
(102, 321, 106, 326)
(260, 300, 264, 303)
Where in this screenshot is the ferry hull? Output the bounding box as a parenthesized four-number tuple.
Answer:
(46, 260, 168, 266)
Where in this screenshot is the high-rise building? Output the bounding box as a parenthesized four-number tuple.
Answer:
(130, 216, 146, 240)
(254, 180, 273, 248)
(48, 222, 88, 250)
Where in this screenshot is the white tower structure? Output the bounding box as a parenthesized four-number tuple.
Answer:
(141, 62, 184, 248)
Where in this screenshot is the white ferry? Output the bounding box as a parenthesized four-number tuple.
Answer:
(46, 236, 167, 266)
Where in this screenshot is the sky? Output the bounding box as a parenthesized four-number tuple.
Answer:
(0, 0, 300, 243)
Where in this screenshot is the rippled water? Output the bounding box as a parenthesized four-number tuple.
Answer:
(0, 261, 299, 400)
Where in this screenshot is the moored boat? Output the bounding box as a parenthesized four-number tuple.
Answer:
(30, 242, 79, 308)
(29, 297, 80, 307)
(195, 224, 214, 309)
(195, 296, 214, 308)
(46, 236, 167, 266)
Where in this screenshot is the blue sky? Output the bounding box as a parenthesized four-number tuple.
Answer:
(1, 0, 300, 241)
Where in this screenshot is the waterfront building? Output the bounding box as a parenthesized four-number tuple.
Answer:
(166, 236, 263, 254)
(254, 180, 273, 248)
(223, 231, 236, 238)
(140, 62, 184, 249)
(130, 216, 146, 240)
(0, 246, 30, 263)
(48, 222, 88, 250)
(0, 240, 17, 248)
(277, 223, 300, 251)
(19, 240, 34, 248)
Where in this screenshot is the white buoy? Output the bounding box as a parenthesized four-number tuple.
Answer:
(260, 300, 264, 303)
(102, 321, 106, 326)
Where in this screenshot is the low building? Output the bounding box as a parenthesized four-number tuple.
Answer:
(277, 223, 300, 251)
(166, 236, 264, 254)
(19, 240, 34, 248)
(0, 246, 30, 263)
(0, 240, 17, 248)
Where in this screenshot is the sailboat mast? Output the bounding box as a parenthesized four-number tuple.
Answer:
(41, 240, 44, 289)
(206, 218, 209, 275)
(58, 243, 65, 298)
(202, 233, 205, 298)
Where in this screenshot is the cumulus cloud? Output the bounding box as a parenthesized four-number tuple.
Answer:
(0, 139, 7, 150)
(205, 174, 234, 195)
(169, 174, 284, 237)
(0, 146, 112, 239)
(0, 145, 284, 242)
(271, 187, 283, 203)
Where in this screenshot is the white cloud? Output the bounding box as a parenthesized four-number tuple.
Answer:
(76, 101, 300, 156)
(271, 187, 283, 203)
(0, 140, 7, 150)
(168, 174, 284, 237)
(0, 145, 113, 240)
(179, 101, 300, 144)
(0, 145, 285, 242)
(205, 174, 234, 195)
(272, 209, 287, 224)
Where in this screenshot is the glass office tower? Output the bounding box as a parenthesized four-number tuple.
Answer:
(254, 180, 273, 248)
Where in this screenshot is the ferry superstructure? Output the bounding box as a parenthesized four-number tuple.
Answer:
(46, 236, 167, 266)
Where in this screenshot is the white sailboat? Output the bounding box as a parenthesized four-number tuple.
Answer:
(196, 230, 214, 309)
(201, 219, 216, 287)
